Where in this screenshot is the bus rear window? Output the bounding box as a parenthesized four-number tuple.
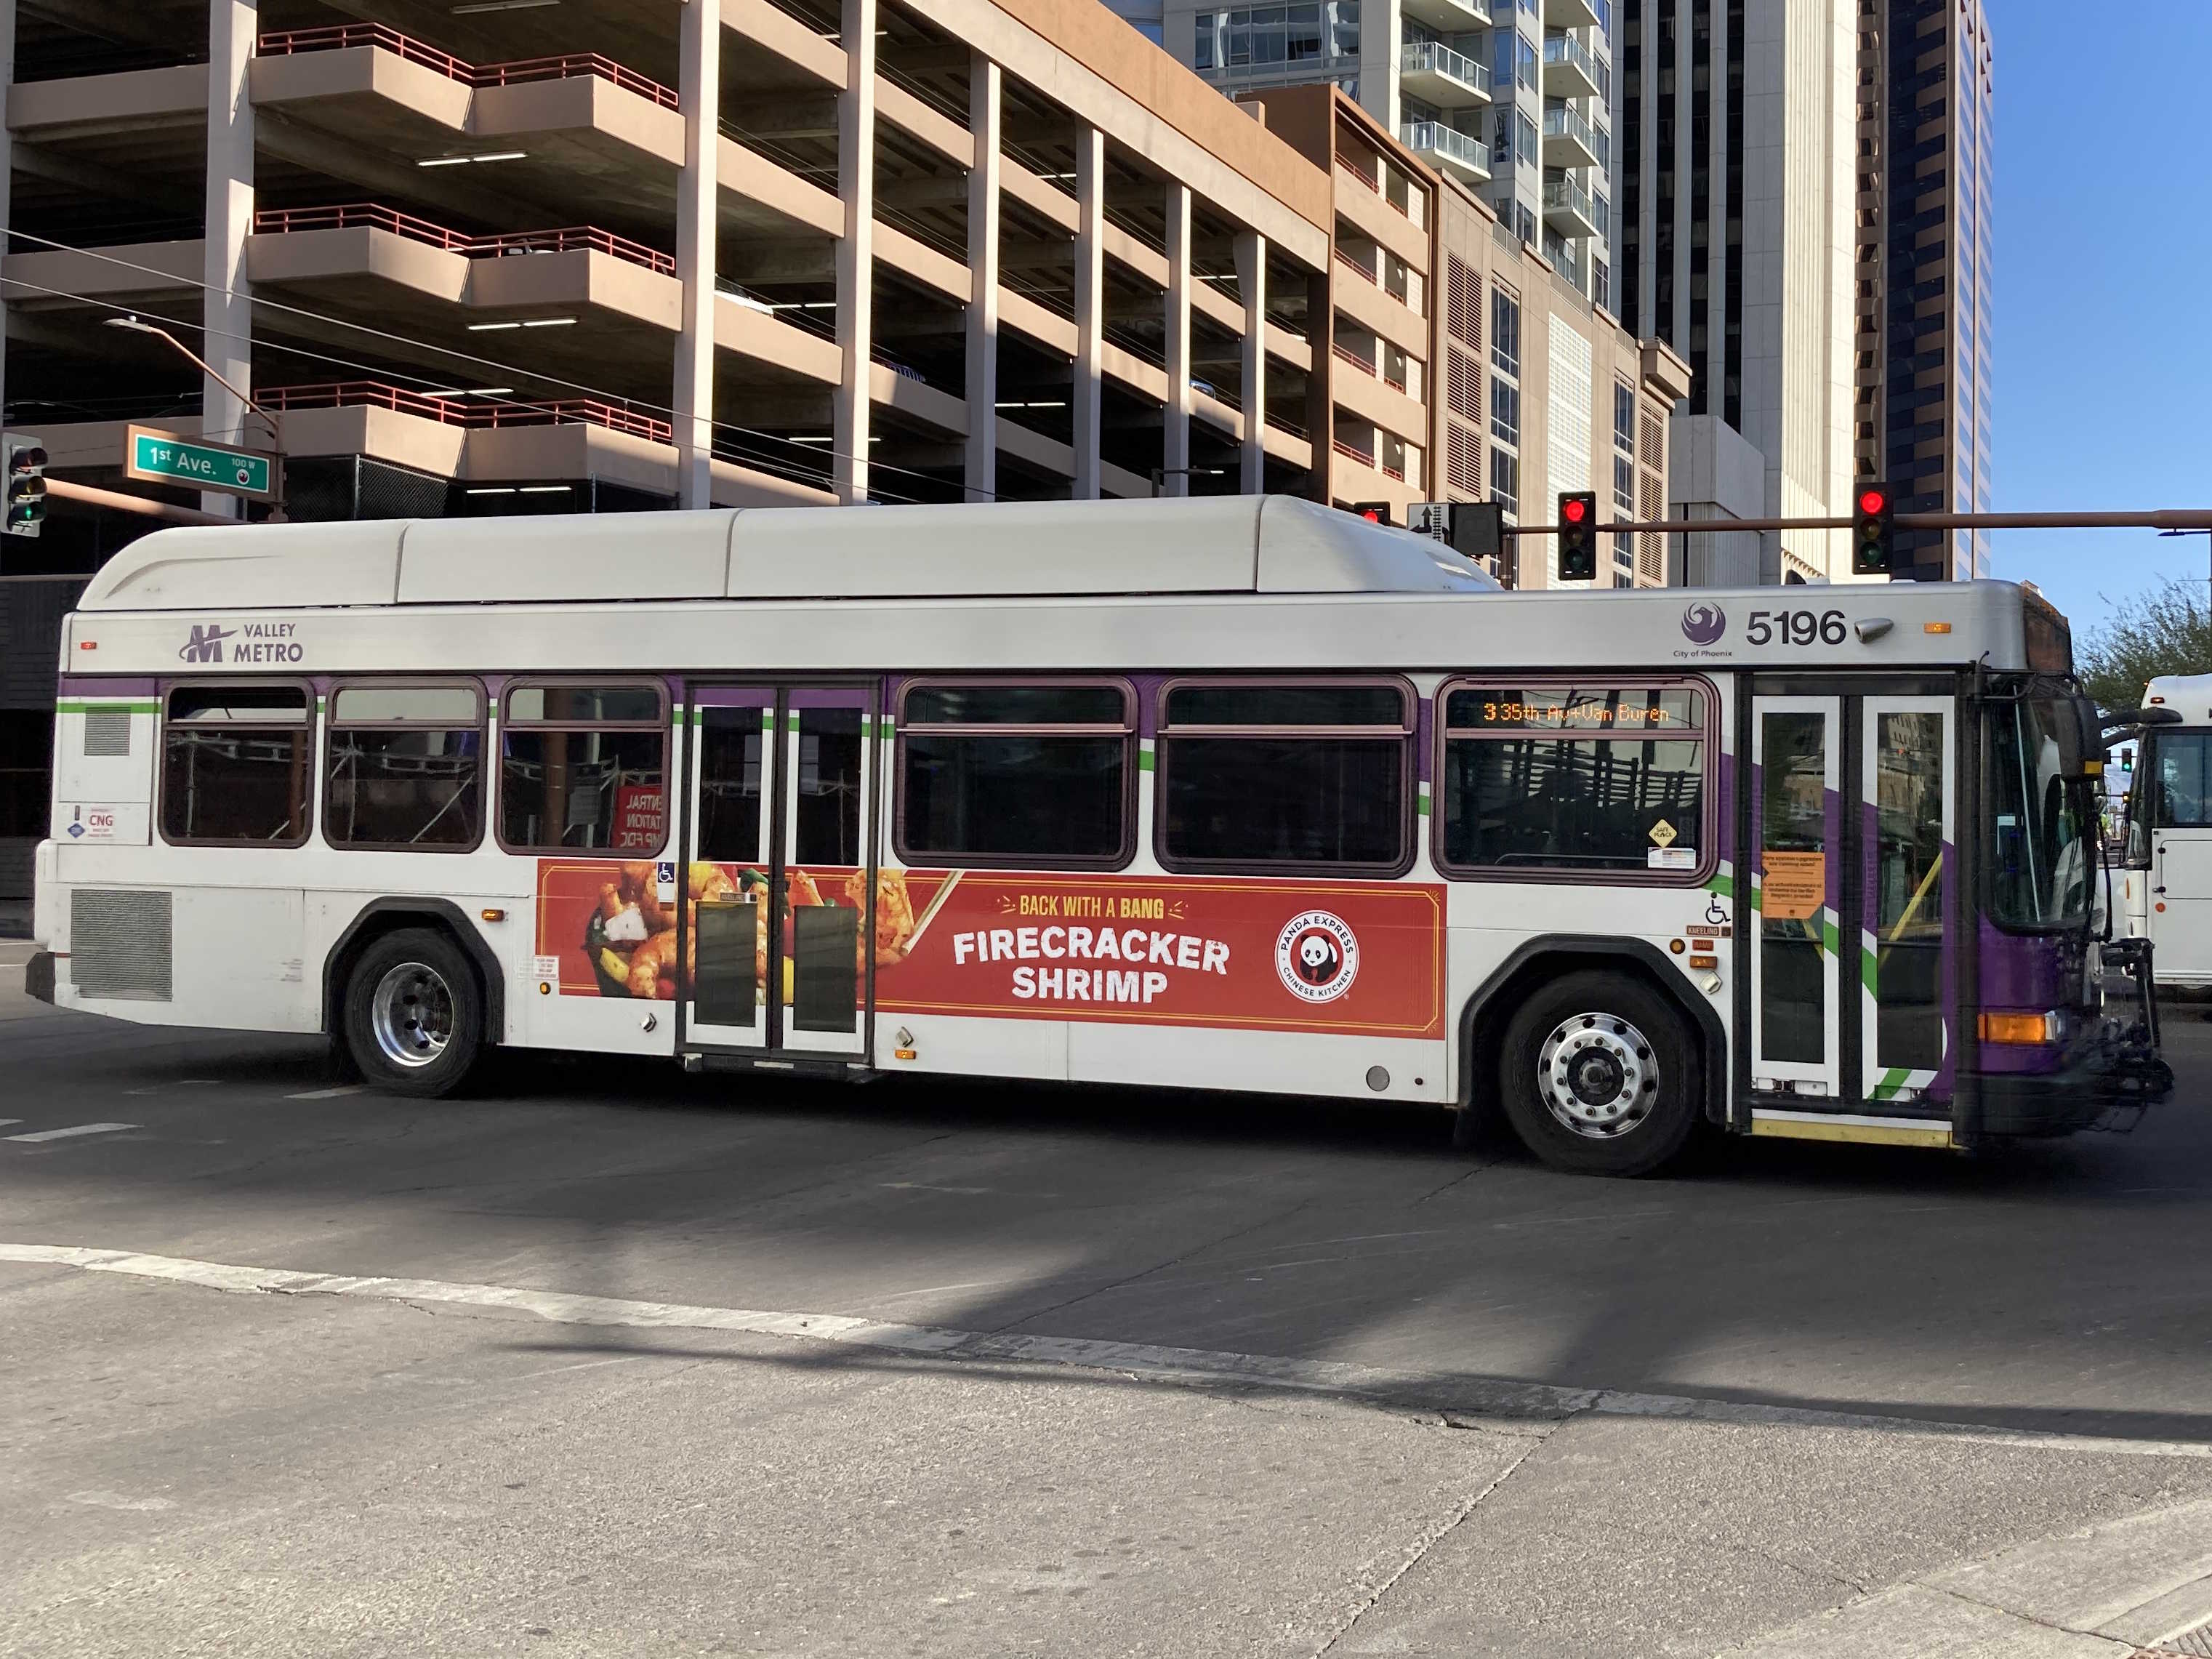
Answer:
(161, 683, 312, 846)
(499, 681, 667, 856)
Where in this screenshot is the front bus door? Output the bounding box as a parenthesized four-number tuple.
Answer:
(1745, 683, 1956, 1130)
(682, 685, 876, 1063)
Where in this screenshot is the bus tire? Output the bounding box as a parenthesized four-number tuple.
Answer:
(341, 927, 483, 1098)
(1497, 969, 1698, 1177)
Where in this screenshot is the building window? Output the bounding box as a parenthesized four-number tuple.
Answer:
(897, 682, 1133, 867)
(499, 683, 668, 855)
(1489, 288, 1520, 376)
(324, 682, 485, 851)
(1490, 378, 1521, 446)
(1516, 30, 1538, 89)
(1489, 448, 1520, 518)
(1157, 681, 1412, 872)
(1515, 111, 1539, 167)
(160, 683, 312, 847)
(1437, 682, 1710, 878)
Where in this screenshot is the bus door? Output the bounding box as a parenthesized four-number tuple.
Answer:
(2143, 728, 2212, 983)
(682, 685, 877, 1060)
(1748, 694, 1842, 1099)
(1746, 685, 1956, 1112)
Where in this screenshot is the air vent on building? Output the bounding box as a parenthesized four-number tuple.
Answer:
(69, 888, 172, 1002)
(1445, 256, 1481, 351)
(1446, 425, 1482, 496)
(81, 708, 132, 758)
(1639, 412, 1665, 471)
(1447, 347, 1482, 425)
(1637, 473, 1666, 586)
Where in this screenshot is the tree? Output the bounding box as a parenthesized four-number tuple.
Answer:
(2077, 576, 2212, 711)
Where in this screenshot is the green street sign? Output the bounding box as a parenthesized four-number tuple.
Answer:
(124, 425, 276, 501)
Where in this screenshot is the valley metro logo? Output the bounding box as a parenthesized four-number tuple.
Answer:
(179, 623, 236, 663)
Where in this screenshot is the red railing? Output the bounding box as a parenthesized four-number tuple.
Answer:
(1331, 437, 1375, 467)
(252, 204, 675, 276)
(260, 381, 673, 445)
(256, 24, 677, 109)
(1385, 371, 1407, 393)
(1335, 150, 1378, 191)
(1383, 462, 1406, 481)
(1332, 341, 1377, 376)
(1333, 246, 1377, 283)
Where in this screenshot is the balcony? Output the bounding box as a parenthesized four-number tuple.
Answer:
(256, 23, 677, 107)
(1400, 120, 1489, 185)
(1546, 0, 1606, 31)
(1399, 41, 1492, 108)
(1542, 103, 1603, 169)
(1541, 174, 1600, 239)
(1542, 32, 1601, 100)
(1400, 0, 1489, 31)
(259, 380, 673, 443)
(252, 203, 675, 275)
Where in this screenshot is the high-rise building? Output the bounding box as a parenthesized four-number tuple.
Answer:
(1619, 0, 1988, 585)
(1166, 0, 1618, 310)
(1857, 0, 1992, 582)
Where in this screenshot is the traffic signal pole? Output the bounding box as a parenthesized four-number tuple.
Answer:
(1500, 509, 2212, 537)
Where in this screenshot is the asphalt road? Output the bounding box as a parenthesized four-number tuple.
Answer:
(7, 941, 2212, 1657)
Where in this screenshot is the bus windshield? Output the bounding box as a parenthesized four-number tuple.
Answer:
(1986, 694, 2094, 932)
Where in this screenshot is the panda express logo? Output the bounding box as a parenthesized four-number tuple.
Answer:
(1275, 909, 1360, 1004)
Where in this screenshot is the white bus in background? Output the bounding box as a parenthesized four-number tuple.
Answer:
(26, 497, 2160, 1176)
(2119, 673, 2212, 988)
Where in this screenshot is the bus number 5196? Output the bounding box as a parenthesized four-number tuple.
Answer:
(1745, 608, 1847, 646)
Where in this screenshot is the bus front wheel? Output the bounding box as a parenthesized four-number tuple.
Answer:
(1497, 970, 1698, 1176)
(341, 927, 483, 1098)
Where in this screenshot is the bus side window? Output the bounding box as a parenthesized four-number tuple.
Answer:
(896, 680, 1134, 868)
(499, 681, 669, 856)
(325, 681, 486, 852)
(1434, 679, 1710, 880)
(159, 682, 313, 847)
(1155, 680, 1413, 873)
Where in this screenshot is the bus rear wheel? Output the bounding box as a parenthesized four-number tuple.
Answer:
(1497, 970, 1698, 1176)
(341, 928, 483, 1098)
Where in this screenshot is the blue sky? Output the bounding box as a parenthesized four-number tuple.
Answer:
(1988, 1, 2212, 633)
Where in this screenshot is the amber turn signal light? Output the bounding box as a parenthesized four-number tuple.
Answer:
(1979, 1011, 2056, 1045)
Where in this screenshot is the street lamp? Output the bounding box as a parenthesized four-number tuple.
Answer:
(103, 315, 284, 521)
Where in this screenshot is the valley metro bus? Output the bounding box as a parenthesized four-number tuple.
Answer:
(25, 497, 2162, 1175)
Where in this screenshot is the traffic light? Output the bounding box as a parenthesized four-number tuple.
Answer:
(1556, 491, 1598, 582)
(4, 435, 46, 539)
(1348, 501, 1393, 526)
(1852, 482, 1893, 576)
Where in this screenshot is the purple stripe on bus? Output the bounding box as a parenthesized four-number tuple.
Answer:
(785, 688, 872, 710)
(1975, 919, 2073, 1076)
(57, 675, 158, 697)
(691, 686, 777, 708)
(1415, 692, 1433, 787)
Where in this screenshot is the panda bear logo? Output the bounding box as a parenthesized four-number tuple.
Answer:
(1275, 910, 1360, 1003)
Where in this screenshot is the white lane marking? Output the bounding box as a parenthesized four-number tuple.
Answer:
(1, 1241, 2205, 1461)
(0, 1120, 20, 1128)
(124, 1080, 219, 1097)
(285, 1085, 369, 1101)
(5, 1123, 140, 1144)
(879, 1181, 993, 1195)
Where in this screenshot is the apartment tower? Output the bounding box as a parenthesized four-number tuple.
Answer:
(1167, 0, 1618, 310)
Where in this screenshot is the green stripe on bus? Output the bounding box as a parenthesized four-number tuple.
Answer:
(1870, 1066, 1911, 1101)
(1706, 872, 1735, 899)
(1138, 748, 1155, 774)
(56, 700, 156, 715)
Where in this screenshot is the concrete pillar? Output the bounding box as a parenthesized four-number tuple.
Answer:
(203, 0, 257, 518)
(832, 0, 876, 504)
(1161, 181, 1191, 497)
(963, 55, 1000, 503)
(0, 0, 14, 439)
(1235, 230, 1266, 494)
(673, 0, 721, 510)
(1071, 126, 1103, 500)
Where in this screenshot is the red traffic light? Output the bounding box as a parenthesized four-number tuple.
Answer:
(1858, 488, 1887, 516)
(1561, 497, 1588, 524)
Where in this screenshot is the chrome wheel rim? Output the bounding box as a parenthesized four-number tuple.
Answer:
(1537, 1011, 1658, 1138)
(370, 962, 454, 1069)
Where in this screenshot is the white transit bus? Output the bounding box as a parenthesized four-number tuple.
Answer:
(25, 497, 2157, 1175)
(2119, 673, 2212, 988)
